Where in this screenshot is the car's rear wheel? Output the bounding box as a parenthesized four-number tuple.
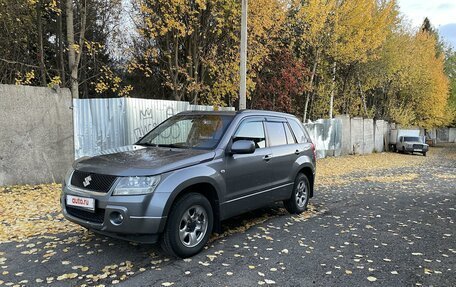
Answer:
(161, 193, 213, 258)
(284, 173, 310, 214)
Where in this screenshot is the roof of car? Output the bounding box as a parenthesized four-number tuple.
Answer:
(177, 109, 296, 118)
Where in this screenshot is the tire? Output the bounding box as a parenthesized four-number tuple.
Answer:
(161, 193, 213, 258)
(423, 152, 427, 157)
(402, 146, 405, 154)
(283, 173, 310, 214)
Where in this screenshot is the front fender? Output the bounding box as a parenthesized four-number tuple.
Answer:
(154, 164, 225, 219)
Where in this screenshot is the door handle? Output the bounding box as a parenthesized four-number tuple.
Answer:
(263, 154, 272, 161)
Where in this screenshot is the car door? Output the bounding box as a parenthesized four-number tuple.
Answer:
(222, 117, 273, 217)
(263, 119, 297, 201)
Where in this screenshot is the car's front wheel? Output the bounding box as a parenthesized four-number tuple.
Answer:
(284, 173, 310, 214)
(161, 193, 213, 258)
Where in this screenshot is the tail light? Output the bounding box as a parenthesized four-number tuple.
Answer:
(310, 142, 316, 160)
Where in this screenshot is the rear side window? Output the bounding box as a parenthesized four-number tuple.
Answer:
(288, 119, 308, 143)
(284, 123, 296, 144)
(266, 122, 287, 147)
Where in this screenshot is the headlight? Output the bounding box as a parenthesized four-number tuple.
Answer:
(113, 175, 161, 195)
(64, 168, 74, 186)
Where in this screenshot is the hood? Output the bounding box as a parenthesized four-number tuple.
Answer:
(404, 141, 428, 146)
(73, 145, 215, 176)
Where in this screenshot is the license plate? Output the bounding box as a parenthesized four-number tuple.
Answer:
(66, 195, 95, 211)
(414, 149, 421, 151)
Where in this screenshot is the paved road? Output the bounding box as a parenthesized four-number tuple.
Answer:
(0, 145, 455, 286)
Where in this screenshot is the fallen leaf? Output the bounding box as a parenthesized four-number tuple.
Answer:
(56, 273, 78, 281)
(367, 276, 377, 282)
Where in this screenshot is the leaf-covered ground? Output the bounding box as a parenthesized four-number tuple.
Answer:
(0, 144, 454, 286)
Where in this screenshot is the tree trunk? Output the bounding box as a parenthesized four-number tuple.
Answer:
(37, 3, 47, 86)
(66, 0, 86, 98)
(329, 61, 337, 119)
(303, 50, 319, 122)
(358, 78, 368, 117)
(58, 0, 65, 86)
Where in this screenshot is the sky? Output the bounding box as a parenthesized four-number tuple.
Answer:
(397, 0, 456, 48)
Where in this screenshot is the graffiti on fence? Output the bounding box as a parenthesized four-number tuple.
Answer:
(132, 106, 177, 141)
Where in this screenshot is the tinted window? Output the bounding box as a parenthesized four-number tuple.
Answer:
(234, 121, 266, 148)
(284, 123, 296, 144)
(288, 119, 308, 143)
(266, 122, 287, 147)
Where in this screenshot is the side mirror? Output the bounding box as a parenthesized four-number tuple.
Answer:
(230, 140, 255, 154)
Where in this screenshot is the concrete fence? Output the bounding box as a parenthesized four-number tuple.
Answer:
(436, 127, 456, 143)
(304, 115, 391, 158)
(0, 84, 73, 185)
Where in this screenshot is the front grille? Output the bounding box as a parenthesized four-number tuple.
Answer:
(71, 170, 117, 193)
(66, 206, 105, 224)
(413, 144, 423, 149)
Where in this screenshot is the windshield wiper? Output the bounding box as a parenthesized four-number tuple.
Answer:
(156, 144, 188, 149)
(136, 142, 155, 147)
(136, 142, 189, 149)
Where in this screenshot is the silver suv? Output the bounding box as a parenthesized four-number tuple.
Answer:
(62, 110, 316, 257)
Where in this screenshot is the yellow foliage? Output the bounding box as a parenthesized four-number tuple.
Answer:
(14, 70, 35, 85)
(330, 0, 397, 63)
(93, 66, 133, 96)
(47, 75, 62, 87)
(379, 31, 451, 128)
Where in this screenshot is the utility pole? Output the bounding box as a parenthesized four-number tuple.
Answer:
(239, 0, 248, 110)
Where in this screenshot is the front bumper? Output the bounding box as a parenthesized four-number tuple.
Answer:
(404, 146, 428, 153)
(61, 184, 168, 243)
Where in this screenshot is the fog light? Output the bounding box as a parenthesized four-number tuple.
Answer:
(110, 212, 124, 225)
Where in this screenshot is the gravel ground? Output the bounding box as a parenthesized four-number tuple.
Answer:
(0, 144, 454, 287)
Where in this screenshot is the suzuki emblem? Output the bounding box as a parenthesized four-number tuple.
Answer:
(83, 175, 92, 187)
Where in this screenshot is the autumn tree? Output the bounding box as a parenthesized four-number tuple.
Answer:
(444, 47, 456, 125)
(287, 0, 336, 121)
(0, 0, 130, 98)
(0, 0, 61, 86)
(130, 0, 286, 105)
(252, 49, 310, 113)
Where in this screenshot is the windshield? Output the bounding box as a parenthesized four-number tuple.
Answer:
(403, 136, 421, 142)
(137, 114, 234, 150)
